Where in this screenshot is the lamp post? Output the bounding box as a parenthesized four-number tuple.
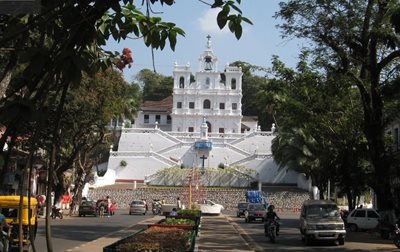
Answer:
(256, 172, 261, 192)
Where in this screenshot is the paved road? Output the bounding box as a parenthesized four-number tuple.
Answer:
(34, 210, 149, 252)
(32, 210, 400, 252)
(229, 211, 399, 251)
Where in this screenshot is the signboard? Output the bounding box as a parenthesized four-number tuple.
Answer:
(194, 141, 213, 150)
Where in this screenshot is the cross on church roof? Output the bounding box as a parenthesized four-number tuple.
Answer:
(206, 35, 211, 49)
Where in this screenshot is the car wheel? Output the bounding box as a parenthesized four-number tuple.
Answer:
(381, 230, 390, 239)
(129, 211, 132, 215)
(304, 235, 312, 245)
(349, 224, 358, 232)
(338, 237, 345, 245)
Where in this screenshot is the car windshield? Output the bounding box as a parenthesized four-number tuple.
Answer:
(249, 204, 265, 211)
(306, 204, 339, 218)
(238, 203, 248, 208)
(81, 201, 94, 206)
(131, 201, 144, 205)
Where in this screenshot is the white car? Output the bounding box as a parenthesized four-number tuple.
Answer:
(346, 208, 380, 231)
(129, 200, 147, 215)
(200, 200, 224, 215)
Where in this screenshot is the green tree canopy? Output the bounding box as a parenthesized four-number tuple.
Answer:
(275, 0, 400, 213)
(262, 54, 368, 209)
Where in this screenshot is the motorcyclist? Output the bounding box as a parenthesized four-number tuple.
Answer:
(264, 205, 280, 236)
(152, 199, 162, 215)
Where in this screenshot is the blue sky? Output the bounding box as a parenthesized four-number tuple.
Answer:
(105, 1, 306, 82)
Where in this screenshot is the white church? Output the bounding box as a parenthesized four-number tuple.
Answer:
(93, 36, 309, 190)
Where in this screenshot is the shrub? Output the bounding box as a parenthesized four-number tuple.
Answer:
(116, 227, 191, 252)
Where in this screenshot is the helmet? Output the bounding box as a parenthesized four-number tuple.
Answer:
(268, 205, 275, 211)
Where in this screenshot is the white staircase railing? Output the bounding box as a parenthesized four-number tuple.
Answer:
(109, 150, 178, 166)
(229, 154, 273, 166)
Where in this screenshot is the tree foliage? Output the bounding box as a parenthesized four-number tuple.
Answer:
(135, 68, 173, 101)
(0, 0, 250, 187)
(261, 54, 368, 208)
(0, 2, 251, 250)
(275, 0, 400, 212)
(229, 61, 274, 130)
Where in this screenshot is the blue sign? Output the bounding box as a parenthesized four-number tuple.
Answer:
(194, 141, 213, 150)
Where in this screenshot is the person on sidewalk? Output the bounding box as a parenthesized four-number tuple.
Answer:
(107, 196, 112, 217)
(176, 197, 182, 210)
(61, 193, 71, 213)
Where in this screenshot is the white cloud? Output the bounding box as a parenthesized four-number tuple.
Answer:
(198, 9, 230, 35)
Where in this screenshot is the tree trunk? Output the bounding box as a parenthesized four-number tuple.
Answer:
(365, 111, 393, 212)
(345, 189, 354, 210)
(69, 165, 85, 216)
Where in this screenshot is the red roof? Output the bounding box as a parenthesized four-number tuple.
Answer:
(140, 96, 173, 113)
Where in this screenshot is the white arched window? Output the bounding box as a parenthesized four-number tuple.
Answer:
(179, 76, 185, 88)
(231, 78, 237, 89)
(205, 77, 210, 88)
(203, 99, 211, 109)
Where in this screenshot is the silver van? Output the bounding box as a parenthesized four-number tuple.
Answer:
(299, 200, 346, 245)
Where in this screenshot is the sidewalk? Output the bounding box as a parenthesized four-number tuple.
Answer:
(196, 214, 253, 252)
(66, 214, 252, 252)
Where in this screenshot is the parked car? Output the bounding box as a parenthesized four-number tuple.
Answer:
(200, 200, 224, 215)
(244, 203, 266, 223)
(299, 200, 346, 245)
(236, 202, 249, 217)
(129, 200, 147, 215)
(78, 200, 97, 217)
(346, 208, 380, 231)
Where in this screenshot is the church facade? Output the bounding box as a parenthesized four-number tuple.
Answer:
(171, 36, 244, 134)
(134, 36, 256, 133)
(95, 37, 307, 190)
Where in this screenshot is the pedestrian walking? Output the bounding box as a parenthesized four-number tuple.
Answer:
(177, 197, 182, 210)
(107, 196, 112, 217)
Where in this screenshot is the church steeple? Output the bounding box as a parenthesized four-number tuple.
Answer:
(198, 35, 218, 72)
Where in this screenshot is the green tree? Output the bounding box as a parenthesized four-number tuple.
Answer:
(135, 68, 173, 101)
(229, 61, 273, 130)
(263, 54, 369, 209)
(0, 2, 251, 250)
(275, 0, 400, 216)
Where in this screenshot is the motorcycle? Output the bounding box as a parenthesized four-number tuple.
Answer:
(51, 206, 64, 219)
(152, 200, 162, 215)
(0, 226, 11, 252)
(264, 220, 277, 243)
(394, 224, 400, 249)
